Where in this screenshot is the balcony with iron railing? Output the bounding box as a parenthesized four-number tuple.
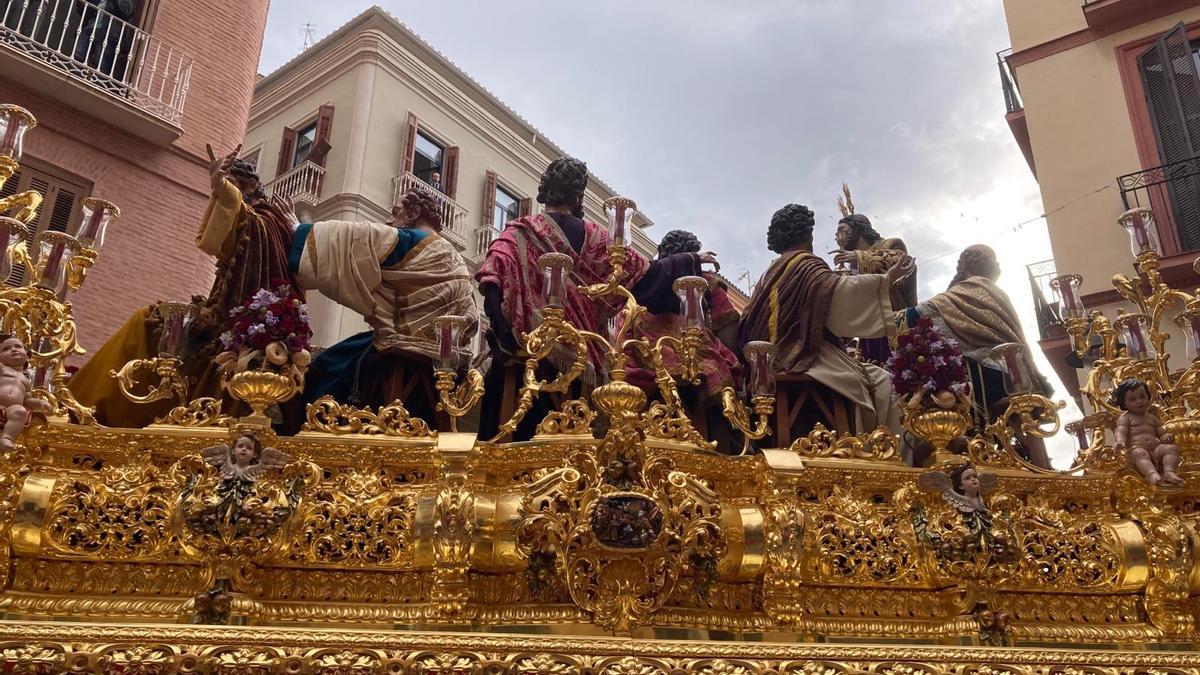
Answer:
(997, 48, 1035, 176)
(0, 0, 192, 141)
(393, 172, 469, 250)
(266, 161, 326, 206)
(1026, 258, 1062, 340)
(1118, 155, 1200, 258)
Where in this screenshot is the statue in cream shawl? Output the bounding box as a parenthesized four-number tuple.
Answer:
(288, 189, 477, 428)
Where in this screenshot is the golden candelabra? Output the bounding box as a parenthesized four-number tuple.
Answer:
(1055, 206, 1200, 461)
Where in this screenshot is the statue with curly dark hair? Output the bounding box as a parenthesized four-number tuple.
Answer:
(281, 184, 478, 432)
(766, 204, 815, 254)
(657, 229, 701, 259)
(741, 204, 914, 454)
(537, 156, 589, 218)
(475, 157, 717, 442)
(831, 210, 916, 365)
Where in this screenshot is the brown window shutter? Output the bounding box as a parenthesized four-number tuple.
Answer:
(443, 146, 459, 199)
(309, 104, 335, 168)
(402, 112, 418, 175)
(518, 197, 532, 218)
(482, 170, 497, 230)
(275, 127, 298, 178)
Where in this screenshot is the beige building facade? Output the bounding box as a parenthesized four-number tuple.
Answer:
(999, 0, 1200, 403)
(243, 6, 661, 349)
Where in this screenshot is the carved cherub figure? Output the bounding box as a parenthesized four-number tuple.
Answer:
(200, 432, 291, 482)
(918, 463, 998, 515)
(0, 334, 51, 450)
(1113, 378, 1183, 486)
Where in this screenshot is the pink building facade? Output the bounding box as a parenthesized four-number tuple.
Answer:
(0, 0, 270, 350)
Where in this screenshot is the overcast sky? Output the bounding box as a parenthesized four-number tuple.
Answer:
(259, 1, 1082, 462)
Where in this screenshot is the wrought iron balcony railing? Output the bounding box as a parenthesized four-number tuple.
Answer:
(394, 171, 468, 250)
(1118, 155, 1200, 253)
(1026, 258, 1062, 339)
(0, 0, 192, 125)
(266, 160, 325, 205)
(997, 48, 1022, 115)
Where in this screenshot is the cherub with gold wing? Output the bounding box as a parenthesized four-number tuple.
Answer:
(200, 432, 292, 483)
(918, 463, 998, 515)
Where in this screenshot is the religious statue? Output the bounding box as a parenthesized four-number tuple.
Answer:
(475, 157, 716, 441)
(915, 463, 1014, 562)
(739, 204, 914, 440)
(69, 144, 301, 427)
(904, 245, 1052, 468)
(0, 334, 51, 449)
(284, 188, 478, 430)
(620, 229, 741, 452)
(1113, 378, 1183, 486)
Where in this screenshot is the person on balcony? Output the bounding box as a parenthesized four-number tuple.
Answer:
(619, 229, 741, 452)
(903, 245, 1052, 468)
(739, 204, 913, 442)
(74, 0, 139, 77)
(429, 171, 445, 193)
(475, 156, 716, 442)
(285, 188, 477, 429)
(69, 144, 299, 427)
(831, 212, 916, 365)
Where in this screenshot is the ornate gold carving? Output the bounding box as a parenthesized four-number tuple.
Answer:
(111, 356, 187, 406)
(787, 424, 901, 462)
(435, 367, 485, 432)
(537, 399, 596, 436)
(303, 395, 434, 438)
(156, 397, 233, 428)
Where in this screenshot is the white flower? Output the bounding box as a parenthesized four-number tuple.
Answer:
(264, 311, 279, 326)
(219, 331, 233, 348)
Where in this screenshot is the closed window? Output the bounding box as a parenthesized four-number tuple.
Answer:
(292, 122, 317, 168)
(493, 185, 520, 231)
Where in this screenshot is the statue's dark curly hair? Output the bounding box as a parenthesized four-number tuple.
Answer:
(837, 213, 882, 246)
(537, 157, 588, 209)
(948, 244, 1000, 289)
(657, 229, 701, 259)
(767, 204, 815, 254)
(1112, 378, 1150, 411)
(229, 159, 259, 184)
(397, 189, 444, 232)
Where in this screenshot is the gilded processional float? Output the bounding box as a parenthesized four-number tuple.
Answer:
(0, 106, 1195, 673)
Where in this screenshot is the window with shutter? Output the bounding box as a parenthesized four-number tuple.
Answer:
(276, 127, 298, 178)
(0, 164, 86, 286)
(1139, 23, 1200, 251)
(443, 146, 459, 199)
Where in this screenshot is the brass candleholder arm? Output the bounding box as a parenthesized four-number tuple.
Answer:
(435, 368, 484, 433)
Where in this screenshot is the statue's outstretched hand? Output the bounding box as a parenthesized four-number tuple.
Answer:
(205, 143, 241, 194)
(270, 193, 299, 230)
(886, 255, 916, 286)
(698, 251, 720, 272)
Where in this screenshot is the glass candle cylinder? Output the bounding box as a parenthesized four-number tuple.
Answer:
(538, 252, 573, 309)
(0, 217, 27, 283)
(1119, 207, 1161, 257)
(1050, 273, 1085, 320)
(991, 342, 1033, 394)
(75, 197, 120, 249)
(603, 196, 637, 248)
(744, 341, 777, 397)
(672, 275, 708, 330)
(1178, 310, 1200, 361)
(29, 337, 52, 393)
(1117, 313, 1154, 359)
(34, 231, 77, 297)
(431, 315, 466, 371)
(155, 302, 196, 358)
(0, 105, 35, 161)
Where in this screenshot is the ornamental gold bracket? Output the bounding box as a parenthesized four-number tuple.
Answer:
(720, 388, 773, 455)
(434, 368, 484, 433)
(111, 357, 188, 407)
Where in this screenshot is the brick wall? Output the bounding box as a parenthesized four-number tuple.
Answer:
(0, 0, 270, 351)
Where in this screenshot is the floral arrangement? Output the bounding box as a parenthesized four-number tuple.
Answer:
(219, 283, 311, 354)
(887, 317, 969, 399)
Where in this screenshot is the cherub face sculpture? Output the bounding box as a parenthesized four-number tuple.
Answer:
(0, 336, 27, 369)
(231, 434, 259, 468)
(956, 466, 981, 498)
